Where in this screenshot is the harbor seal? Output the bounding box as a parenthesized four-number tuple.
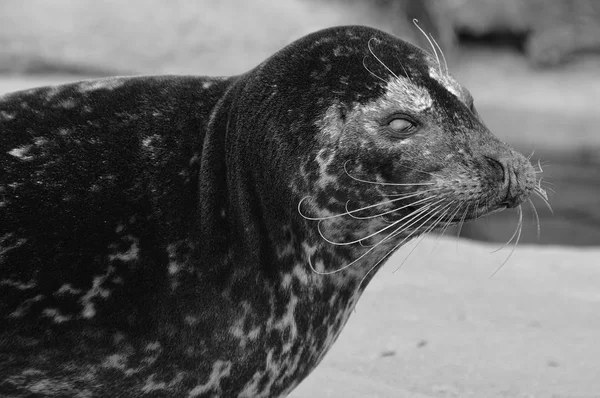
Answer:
(0, 25, 542, 397)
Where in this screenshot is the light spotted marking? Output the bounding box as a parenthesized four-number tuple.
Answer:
(55, 283, 82, 296)
(108, 235, 140, 262)
(229, 301, 261, 349)
(33, 136, 49, 147)
(0, 279, 36, 290)
(79, 270, 114, 319)
(379, 76, 433, 114)
(184, 315, 199, 326)
(202, 81, 214, 89)
(7, 145, 34, 161)
(9, 294, 44, 318)
(142, 135, 160, 149)
(313, 148, 338, 190)
(428, 66, 465, 101)
(42, 308, 72, 323)
(313, 293, 360, 366)
(238, 352, 277, 398)
(166, 243, 195, 290)
(140, 373, 185, 394)
(270, 294, 299, 351)
(2, 369, 96, 397)
(142, 341, 162, 367)
(42, 86, 63, 100)
(0, 110, 15, 120)
(187, 360, 232, 397)
(102, 354, 139, 376)
(315, 102, 345, 142)
(55, 98, 77, 109)
(301, 242, 323, 273)
(145, 341, 162, 352)
(77, 78, 125, 93)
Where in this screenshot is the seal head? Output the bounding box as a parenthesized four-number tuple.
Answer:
(0, 26, 537, 397)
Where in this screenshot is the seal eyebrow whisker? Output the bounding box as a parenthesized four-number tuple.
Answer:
(395, 56, 413, 83)
(367, 37, 399, 80)
(362, 56, 387, 83)
(343, 161, 435, 186)
(527, 148, 537, 160)
(413, 18, 442, 78)
(316, 199, 443, 246)
(428, 33, 448, 77)
(489, 205, 523, 278)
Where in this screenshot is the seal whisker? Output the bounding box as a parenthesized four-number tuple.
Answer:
(373, 200, 450, 242)
(394, 202, 454, 270)
(343, 161, 435, 186)
(309, 201, 444, 275)
(297, 191, 436, 221)
(345, 195, 437, 220)
(359, 200, 440, 244)
(413, 18, 442, 77)
(433, 201, 463, 249)
(528, 197, 541, 240)
(473, 199, 481, 220)
(386, 202, 451, 272)
(316, 199, 443, 246)
(527, 148, 536, 161)
(379, 201, 447, 243)
(395, 163, 445, 179)
(380, 187, 439, 198)
(455, 204, 471, 240)
(395, 56, 412, 81)
(491, 204, 524, 254)
(355, 201, 449, 288)
(489, 205, 523, 278)
(362, 56, 388, 83)
(367, 38, 399, 80)
(532, 187, 553, 213)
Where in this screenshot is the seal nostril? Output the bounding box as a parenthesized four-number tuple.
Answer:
(484, 156, 506, 183)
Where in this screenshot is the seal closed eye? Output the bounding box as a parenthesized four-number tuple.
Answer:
(0, 25, 543, 397)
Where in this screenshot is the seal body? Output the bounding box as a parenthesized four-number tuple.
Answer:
(0, 26, 536, 397)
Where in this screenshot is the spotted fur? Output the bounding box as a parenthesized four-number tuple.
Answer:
(0, 26, 536, 397)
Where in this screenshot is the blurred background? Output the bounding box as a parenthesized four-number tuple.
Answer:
(0, 0, 598, 247)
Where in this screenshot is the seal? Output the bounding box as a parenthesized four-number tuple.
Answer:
(0, 25, 543, 397)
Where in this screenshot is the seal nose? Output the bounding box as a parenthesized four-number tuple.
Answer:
(485, 155, 532, 208)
